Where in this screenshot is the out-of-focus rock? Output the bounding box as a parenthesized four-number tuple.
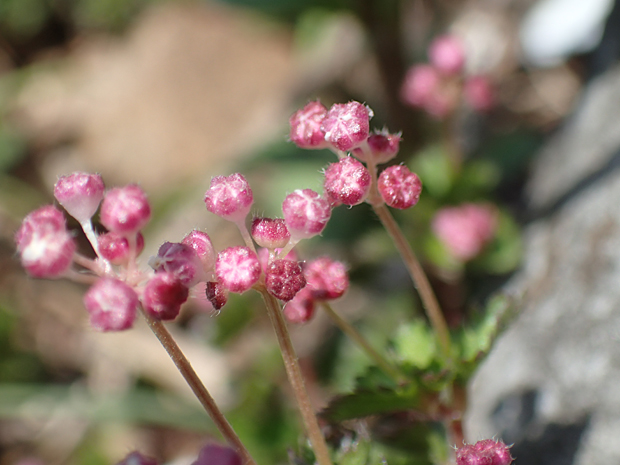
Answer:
(466, 65, 620, 464)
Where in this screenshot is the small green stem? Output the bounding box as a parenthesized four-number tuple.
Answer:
(320, 302, 405, 384)
(141, 310, 257, 465)
(259, 289, 333, 465)
(371, 203, 452, 360)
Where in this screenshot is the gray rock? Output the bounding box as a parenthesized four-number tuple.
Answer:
(465, 65, 620, 464)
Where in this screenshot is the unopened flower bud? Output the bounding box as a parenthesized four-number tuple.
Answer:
(192, 444, 242, 465)
(289, 101, 329, 149)
(322, 101, 373, 152)
(456, 439, 513, 465)
(265, 259, 306, 301)
(464, 75, 494, 112)
(15, 205, 76, 278)
(142, 272, 189, 320)
(353, 130, 401, 165)
(151, 242, 206, 287)
(429, 35, 465, 75)
(98, 231, 145, 265)
(216, 246, 261, 293)
(282, 189, 331, 241)
(304, 257, 349, 300)
(100, 185, 151, 235)
(378, 165, 422, 209)
(206, 281, 229, 310)
(83, 278, 138, 331)
(54, 172, 105, 223)
(182, 230, 216, 276)
(204, 174, 253, 223)
(251, 218, 290, 249)
(283, 287, 315, 324)
(323, 157, 371, 206)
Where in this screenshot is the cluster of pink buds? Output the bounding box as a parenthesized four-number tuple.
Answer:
(431, 203, 497, 261)
(203, 173, 333, 310)
(456, 439, 513, 465)
(14, 172, 205, 331)
(284, 256, 349, 324)
(290, 100, 423, 210)
(401, 34, 494, 119)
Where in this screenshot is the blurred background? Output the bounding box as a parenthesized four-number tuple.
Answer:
(0, 0, 617, 464)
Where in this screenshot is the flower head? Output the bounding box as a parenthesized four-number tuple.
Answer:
(54, 172, 105, 224)
(100, 185, 151, 235)
(15, 205, 76, 278)
(204, 174, 253, 223)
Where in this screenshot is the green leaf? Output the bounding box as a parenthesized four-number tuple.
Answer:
(457, 294, 516, 364)
(393, 320, 437, 370)
(322, 385, 419, 422)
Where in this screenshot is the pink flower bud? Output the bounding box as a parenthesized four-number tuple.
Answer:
(429, 35, 465, 75)
(464, 75, 495, 112)
(265, 259, 306, 301)
(353, 130, 401, 165)
(206, 281, 228, 310)
(215, 246, 261, 293)
(204, 174, 253, 223)
(98, 231, 145, 265)
(431, 203, 497, 261)
(151, 242, 207, 287)
(289, 101, 329, 149)
(15, 205, 76, 278)
(142, 272, 189, 320)
(100, 185, 151, 235)
(182, 230, 216, 275)
(83, 278, 138, 331)
(377, 165, 422, 209)
(322, 101, 373, 152)
(54, 172, 105, 223)
(192, 444, 241, 465)
(251, 217, 290, 249)
(456, 439, 513, 465)
(304, 257, 348, 300)
(283, 287, 315, 324)
(116, 451, 159, 465)
(324, 157, 371, 206)
(282, 189, 331, 240)
(401, 64, 440, 108)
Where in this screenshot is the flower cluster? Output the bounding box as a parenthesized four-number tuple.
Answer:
(456, 439, 513, 465)
(14, 170, 335, 331)
(401, 34, 494, 119)
(432, 203, 497, 261)
(289, 100, 422, 210)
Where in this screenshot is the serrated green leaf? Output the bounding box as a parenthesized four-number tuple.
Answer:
(393, 321, 437, 370)
(457, 294, 516, 363)
(322, 385, 419, 422)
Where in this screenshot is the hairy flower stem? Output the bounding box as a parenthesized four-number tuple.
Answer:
(259, 289, 333, 465)
(321, 302, 405, 384)
(141, 309, 257, 465)
(371, 203, 452, 360)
